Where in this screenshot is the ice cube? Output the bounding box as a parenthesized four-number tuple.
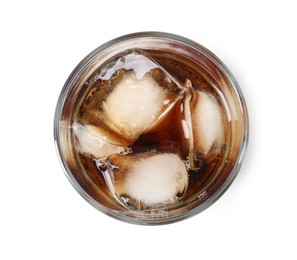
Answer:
(181, 80, 195, 167)
(80, 50, 185, 143)
(72, 121, 126, 158)
(192, 92, 225, 154)
(86, 124, 129, 146)
(102, 72, 168, 142)
(125, 153, 188, 205)
(106, 153, 188, 207)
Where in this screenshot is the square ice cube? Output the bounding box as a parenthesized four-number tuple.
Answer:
(80, 50, 185, 143)
(72, 121, 127, 158)
(106, 152, 188, 208)
(102, 72, 168, 142)
(192, 92, 225, 154)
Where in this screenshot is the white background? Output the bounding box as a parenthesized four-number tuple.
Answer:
(1, 0, 296, 259)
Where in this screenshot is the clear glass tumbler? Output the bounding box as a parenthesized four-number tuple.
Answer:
(54, 32, 248, 225)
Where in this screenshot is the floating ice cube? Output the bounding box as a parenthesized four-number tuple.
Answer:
(72, 121, 126, 158)
(102, 72, 168, 142)
(80, 50, 185, 143)
(125, 153, 188, 205)
(86, 124, 129, 146)
(106, 153, 188, 207)
(181, 80, 195, 166)
(192, 92, 224, 154)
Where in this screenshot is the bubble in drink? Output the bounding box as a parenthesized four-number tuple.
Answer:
(55, 33, 248, 224)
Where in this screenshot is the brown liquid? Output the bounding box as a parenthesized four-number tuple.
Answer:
(69, 48, 230, 212)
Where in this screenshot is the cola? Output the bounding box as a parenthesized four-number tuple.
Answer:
(70, 49, 228, 210)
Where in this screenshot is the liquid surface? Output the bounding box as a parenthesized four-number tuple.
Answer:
(71, 49, 229, 212)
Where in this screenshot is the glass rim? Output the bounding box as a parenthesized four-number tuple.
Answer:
(54, 31, 249, 225)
